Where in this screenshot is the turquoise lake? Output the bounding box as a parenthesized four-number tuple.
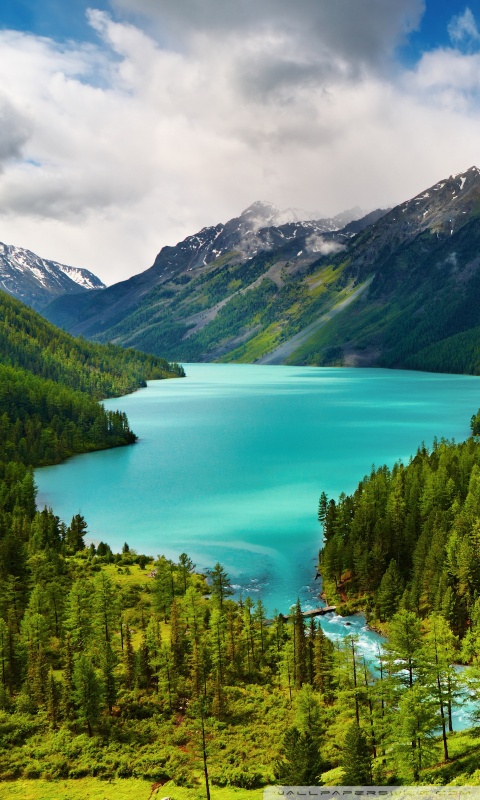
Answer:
(36, 363, 480, 615)
(36, 363, 479, 682)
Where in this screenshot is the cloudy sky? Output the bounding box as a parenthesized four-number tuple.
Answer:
(1, 0, 480, 283)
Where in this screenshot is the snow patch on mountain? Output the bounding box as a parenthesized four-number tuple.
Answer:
(0, 241, 105, 311)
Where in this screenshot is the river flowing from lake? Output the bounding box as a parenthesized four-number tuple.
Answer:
(36, 364, 480, 726)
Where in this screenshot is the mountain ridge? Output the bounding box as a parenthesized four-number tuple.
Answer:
(40, 165, 480, 377)
(42, 205, 385, 347)
(0, 240, 105, 311)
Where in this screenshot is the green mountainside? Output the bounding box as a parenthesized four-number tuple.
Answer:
(43, 206, 384, 364)
(0, 288, 184, 465)
(292, 169, 480, 372)
(43, 167, 480, 375)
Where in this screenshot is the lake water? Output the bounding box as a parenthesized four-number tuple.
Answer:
(36, 363, 480, 726)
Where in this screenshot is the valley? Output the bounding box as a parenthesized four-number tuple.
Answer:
(29, 167, 480, 378)
(3, 167, 480, 795)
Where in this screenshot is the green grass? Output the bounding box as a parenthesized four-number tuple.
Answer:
(0, 778, 264, 799)
(420, 729, 480, 785)
(220, 323, 283, 363)
(101, 562, 155, 588)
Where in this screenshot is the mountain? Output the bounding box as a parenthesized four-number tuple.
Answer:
(287, 165, 480, 372)
(0, 241, 105, 311)
(43, 203, 385, 357)
(44, 167, 480, 375)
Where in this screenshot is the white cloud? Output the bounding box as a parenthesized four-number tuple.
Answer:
(0, 4, 480, 284)
(306, 235, 346, 256)
(448, 7, 480, 50)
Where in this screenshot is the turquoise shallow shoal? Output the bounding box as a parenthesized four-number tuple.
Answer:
(35, 364, 480, 729)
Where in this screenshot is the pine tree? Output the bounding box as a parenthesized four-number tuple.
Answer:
(46, 668, 61, 728)
(341, 722, 372, 785)
(393, 683, 438, 781)
(420, 614, 459, 762)
(123, 623, 135, 690)
(182, 587, 204, 646)
(145, 615, 162, 690)
(275, 726, 324, 785)
(318, 491, 328, 527)
(63, 579, 92, 652)
(384, 609, 422, 687)
(254, 599, 267, 657)
(170, 598, 187, 674)
(62, 633, 76, 722)
(102, 642, 117, 713)
(293, 599, 307, 688)
(313, 624, 335, 701)
(209, 563, 233, 609)
(178, 553, 196, 594)
(152, 557, 175, 622)
(243, 597, 256, 672)
(93, 572, 118, 647)
(376, 559, 404, 621)
(65, 514, 87, 553)
(73, 654, 102, 737)
(294, 684, 324, 744)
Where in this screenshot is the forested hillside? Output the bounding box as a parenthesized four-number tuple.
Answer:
(42, 204, 384, 363)
(1, 290, 183, 399)
(0, 289, 184, 467)
(1, 506, 480, 791)
(319, 426, 480, 640)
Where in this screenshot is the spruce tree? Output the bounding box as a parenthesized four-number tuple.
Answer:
(73, 655, 102, 737)
(376, 559, 404, 621)
(318, 492, 328, 527)
(275, 726, 324, 785)
(209, 563, 233, 609)
(293, 599, 307, 688)
(46, 668, 61, 728)
(123, 623, 135, 690)
(393, 683, 438, 781)
(62, 633, 76, 722)
(313, 624, 335, 701)
(102, 642, 117, 713)
(384, 609, 422, 687)
(341, 722, 372, 785)
(178, 553, 196, 594)
(65, 514, 87, 553)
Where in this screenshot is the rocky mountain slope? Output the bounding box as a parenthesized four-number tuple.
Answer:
(42, 203, 383, 357)
(0, 241, 105, 311)
(289, 165, 480, 372)
(43, 166, 480, 375)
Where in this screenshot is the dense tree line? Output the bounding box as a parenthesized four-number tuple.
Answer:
(0, 289, 184, 399)
(319, 431, 480, 639)
(0, 364, 136, 465)
(0, 507, 476, 789)
(0, 287, 184, 471)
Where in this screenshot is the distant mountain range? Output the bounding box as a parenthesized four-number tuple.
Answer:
(8, 166, 480, 376)
(0, 242, 105, 311)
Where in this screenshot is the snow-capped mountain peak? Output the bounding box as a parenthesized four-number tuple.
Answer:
(0, 241, 105, 311)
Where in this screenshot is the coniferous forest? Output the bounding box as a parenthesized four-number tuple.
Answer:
(4, 287, 480, 797)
